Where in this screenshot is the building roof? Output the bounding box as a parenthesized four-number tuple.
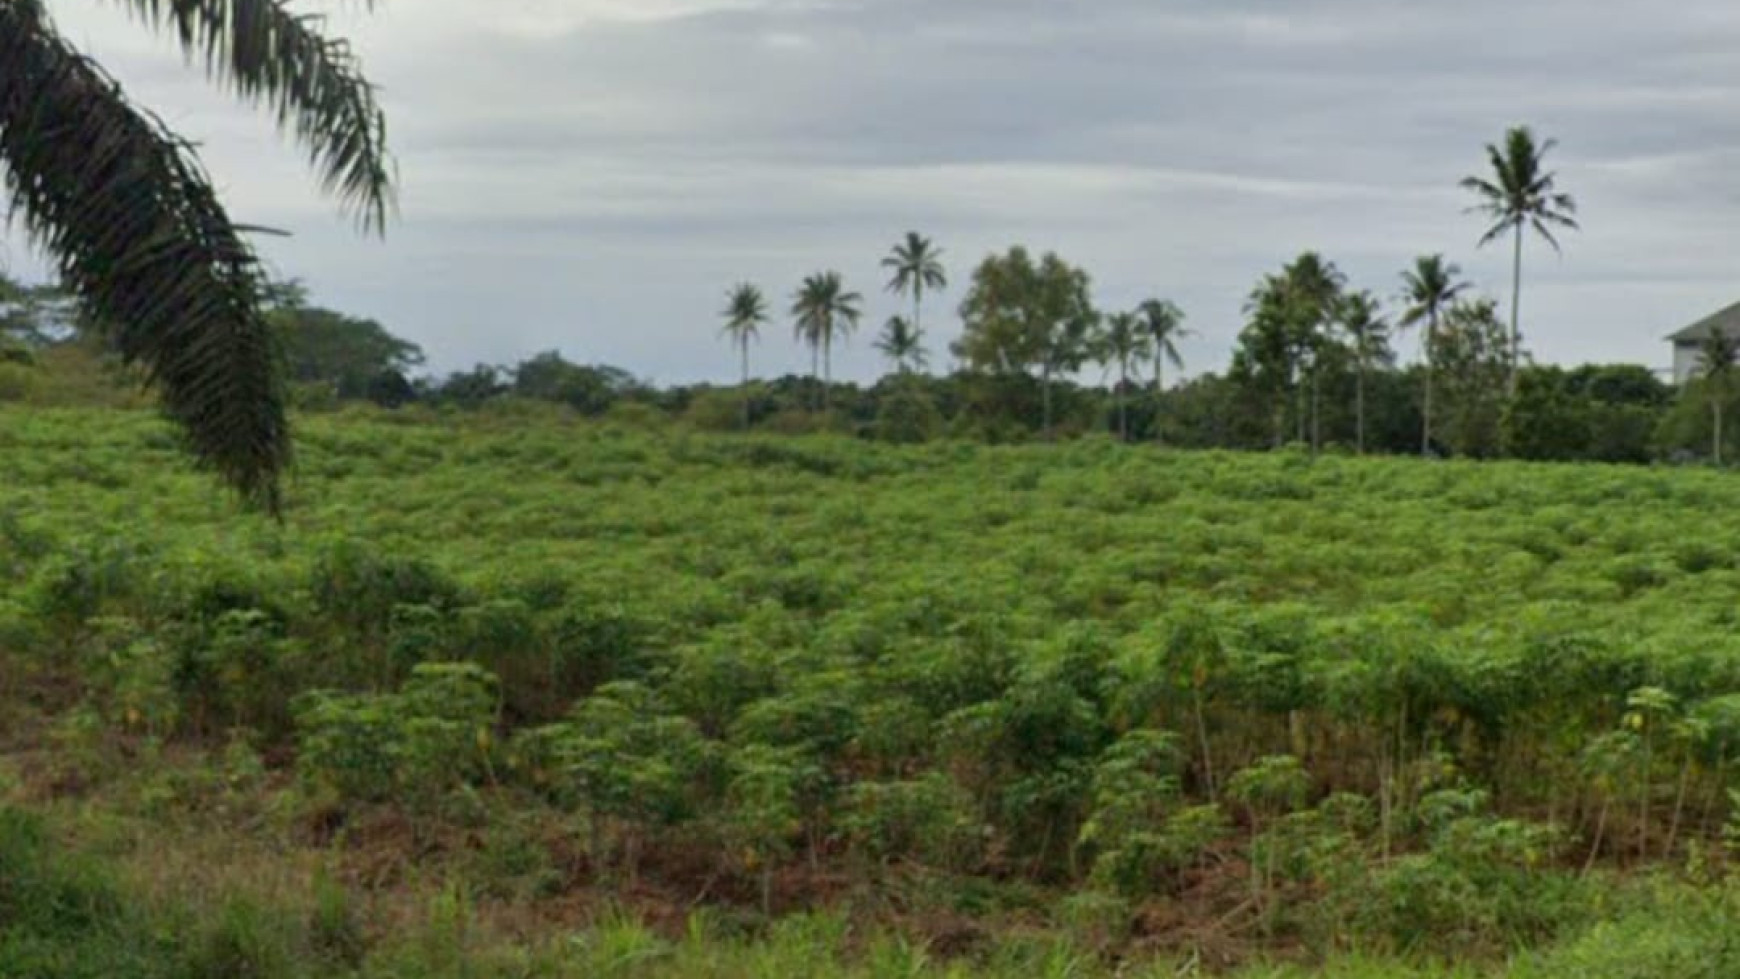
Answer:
(1669, 300, 1740, 343)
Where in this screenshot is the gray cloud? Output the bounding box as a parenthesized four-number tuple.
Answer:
(10, 0, 1740, 384)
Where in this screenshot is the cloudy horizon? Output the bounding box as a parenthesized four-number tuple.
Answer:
(9, 0, 1740, 386)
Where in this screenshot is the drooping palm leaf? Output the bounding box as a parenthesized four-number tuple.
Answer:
(108, 0, 395, 231)
(1, 1, 289, 508)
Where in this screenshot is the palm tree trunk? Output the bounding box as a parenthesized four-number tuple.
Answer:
(1715, 397, 1724, 466)
(822, 331, 832, 413)
(1294, 371, 1306, 445)
(1154, 360, 1166, 446)
(1042, 364, 1053, 440)
(1422, 315, 1436, 456)
(740, 342, 751, 431)
(1356, 357, 1366, 454)
(810, 343, 820, 412)
(1120, 358, 1134, 441)
(1509, 222, 1523, 397)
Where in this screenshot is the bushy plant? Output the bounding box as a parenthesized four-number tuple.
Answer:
(293, 662, 499, 813)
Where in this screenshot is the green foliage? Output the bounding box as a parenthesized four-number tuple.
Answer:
(294, 662, 498, 809)
(516, 681, 716, 825)
(19, 409, 1740, 973)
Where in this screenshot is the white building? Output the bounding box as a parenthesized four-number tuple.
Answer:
(1668, 301, 1740, 385)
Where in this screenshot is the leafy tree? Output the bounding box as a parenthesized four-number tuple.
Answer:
(426, 365, 508, 408)
(1135, 299, 1189, 444)
(1699, 326, 1739, 465)
(511, 352, 644, 416)
(1092, 311, 1151, 441)
(1232, 280, 1299, 447)
(1338, 291, 1390, 454)
(881, 232, 947, 338)
(1398, 255, 1471, 455)
(873, 315, 928, 374)
(720, 283, 768, 429)
(1235, 256, 1343, 451)
(1565, 364, 1671, 408)
(1433, 298, 1511, 457)
(0, 0, 393, 508)
(1501, 366, 1593, 461)
(790, 271, 862, 412)
(1461, 126, 1579, 394)
(953, 247, 1097, 438)
(266, 289, 423, 403)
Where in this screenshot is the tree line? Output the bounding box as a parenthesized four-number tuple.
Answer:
(6, 122, 1737, 467)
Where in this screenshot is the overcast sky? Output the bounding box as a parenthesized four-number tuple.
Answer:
(10, 0, 1740, 384)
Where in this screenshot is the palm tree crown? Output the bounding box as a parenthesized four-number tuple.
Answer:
(721, 283, 768, 351)
(0, 0, 394, 511)
(1135, 299, 1189, 379)
(1339, 292, 1389, 362)
(1462, 128, 1579, 251)
(1399, 255, 1470, 333)
(1098, 312, 1151, 370)
(874, 315, 928, 373)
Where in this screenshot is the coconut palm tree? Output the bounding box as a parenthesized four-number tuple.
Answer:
(1279, 254, 1344, 452)
(0, 0, 393, 511)
(1093, 311, 1152, 442)
(1461, 126, 1578, 395)
(1135, 299, 1190, 444)
(1398, 255, 1471, 456)
(790, 271, 862, 412)
(720, 283, 768, 429)
(1339, 291, 1390, 455)
(1701, 326, 1740, 465)
(874, 315, 928, 374)
(882, 232, 947, 338)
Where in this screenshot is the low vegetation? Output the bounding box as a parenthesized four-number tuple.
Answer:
(6, 406, 1740, 974)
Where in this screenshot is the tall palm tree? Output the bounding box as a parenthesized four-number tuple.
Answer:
(720, 283, 768, 430)
(874, 315, 928, 374)
(1338, 291, 1389, 455)
(1094, 311, 1151, 442)
(0, 0, 393, 511)
(1281, 253, 1345, 452)
(1461, 126, 1578, 395)
(790, 271, 862, 412)
(1135, 299, 1190, 445)
(882, 232, 947, 339)
(1398, 255, 1471, 456)
(1701, 326, 1740, 465)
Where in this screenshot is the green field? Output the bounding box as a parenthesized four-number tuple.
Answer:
(7, 405, 1740, 977)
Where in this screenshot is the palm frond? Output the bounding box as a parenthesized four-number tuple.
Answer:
(0, 3, 288, 509)
(1529, 218, 1564, 253)
(111, 0, 395, 231)
(1473, 215, 1515, 246)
